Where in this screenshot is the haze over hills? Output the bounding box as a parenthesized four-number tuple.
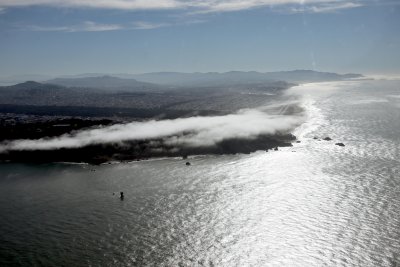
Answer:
(124, 70, 363, 86)
(0, 70, 363, 120)
(0, 80, 290, 119)
(46, 76, 160, 91)
(0, 70, 363, 87)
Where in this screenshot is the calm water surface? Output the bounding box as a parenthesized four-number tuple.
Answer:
(0, 80, 399, 266)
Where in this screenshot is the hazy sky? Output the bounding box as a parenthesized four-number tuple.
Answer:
(0, 0, 399, 76)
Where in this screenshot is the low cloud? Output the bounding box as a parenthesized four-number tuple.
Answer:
(0, 108, 304, 153)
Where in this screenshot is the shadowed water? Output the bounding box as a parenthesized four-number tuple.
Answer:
(0, 80, 399, 266)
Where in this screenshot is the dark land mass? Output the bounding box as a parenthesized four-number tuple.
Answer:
(0, 115, 114, 141)
(0, 133, 295, 165)
(0, 80, 290, 116)
(0, 104, 224, 120)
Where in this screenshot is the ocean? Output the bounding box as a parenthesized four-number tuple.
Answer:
(0, 79, 399, 266)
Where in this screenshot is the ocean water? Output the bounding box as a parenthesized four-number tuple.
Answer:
(0, 79, 399, 266)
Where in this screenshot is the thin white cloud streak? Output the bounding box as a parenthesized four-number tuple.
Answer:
(78, 21, 123, 31)
(0, 109, 304, 152)
(25, 20, 195, 32)
(27, 21, 123, 32)
(132, 21, 170, 30)
(26, 21, 170, 32)
(290, 2, 361, 13)
(0, 0, 184, 10)
(0, 0, 364, 13)
(190, 0, 339, 13)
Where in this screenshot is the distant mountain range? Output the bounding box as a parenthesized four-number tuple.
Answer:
(0, 70, 364, 119)
(0, 81, 69, 94)
(124, 70, 363, 86)
(46, 75, 158, 91)
(0, 70, 363, 87)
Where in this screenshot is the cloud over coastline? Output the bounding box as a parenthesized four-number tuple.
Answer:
(0, 108, 304, 153)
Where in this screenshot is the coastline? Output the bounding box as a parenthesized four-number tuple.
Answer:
(0, 133, 296, 165)
(0, 83, 307, 165)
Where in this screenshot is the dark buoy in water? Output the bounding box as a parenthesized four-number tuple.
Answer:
(120, 192, 124, 200)
(186, 162, 191, 166)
